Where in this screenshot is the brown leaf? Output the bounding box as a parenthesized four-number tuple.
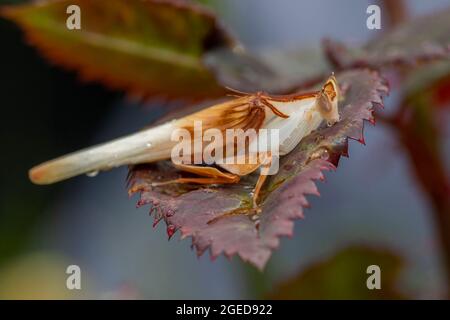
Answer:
(1, 0, 235, 100)
(128, 69, 388, 270)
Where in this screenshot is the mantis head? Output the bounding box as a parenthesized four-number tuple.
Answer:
(317, 74, 340, 126)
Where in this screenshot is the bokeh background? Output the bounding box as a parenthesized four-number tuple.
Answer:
(0, 0, 449, 299)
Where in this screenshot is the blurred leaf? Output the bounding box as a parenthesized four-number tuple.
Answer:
(403, 60, 450, 107)
(267, 246, 406, 299)
(204, 47, 331, 93)
(1, 0, 235, 100)
(384, 62, 450, 285)
(128, 69, 388, 269)
(324, 7, 450, 69)
(0, 252, 91, 299)
(391, 60, 450, 158)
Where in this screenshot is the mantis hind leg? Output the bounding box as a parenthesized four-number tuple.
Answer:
(252, 173, 268, 212)
(220, 152, 273, 213)
(154, 155, 273, 215)
(151, 163, 240, 187)
(250, 152, 273, 212)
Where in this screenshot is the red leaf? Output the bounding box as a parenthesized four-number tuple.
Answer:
(128, 69, 388, 269)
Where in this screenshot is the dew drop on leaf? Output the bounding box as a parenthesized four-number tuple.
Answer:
(310, 147, 330, 161)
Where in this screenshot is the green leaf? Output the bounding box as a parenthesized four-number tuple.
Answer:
(1, 0, 235, 99)
(267, 246, 407, 299)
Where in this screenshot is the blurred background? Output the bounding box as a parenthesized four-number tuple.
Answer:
(0, 0, 449, 299)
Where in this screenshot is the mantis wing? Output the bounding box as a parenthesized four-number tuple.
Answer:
(29, 95, 268, 184)
(175, 95, 267, 133)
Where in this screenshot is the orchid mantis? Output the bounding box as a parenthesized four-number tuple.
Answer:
(29, 74, 340, 210)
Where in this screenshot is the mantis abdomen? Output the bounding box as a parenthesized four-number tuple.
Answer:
(29, 122, 176, 184)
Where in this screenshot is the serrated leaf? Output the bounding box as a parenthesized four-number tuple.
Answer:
(128, 69, 388, 269)
(1, 0, 234, 99)
(324, 7, 450, 69)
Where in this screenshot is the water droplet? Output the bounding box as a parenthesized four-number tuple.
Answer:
(310, 147, 330, 161)
(320, 149, 329, 160)
(86, 170, 99, 177)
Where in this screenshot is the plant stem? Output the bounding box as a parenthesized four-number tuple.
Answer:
(380, 0, 409, 28)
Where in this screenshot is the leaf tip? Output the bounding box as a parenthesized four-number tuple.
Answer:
(166, 224, 176, 240)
